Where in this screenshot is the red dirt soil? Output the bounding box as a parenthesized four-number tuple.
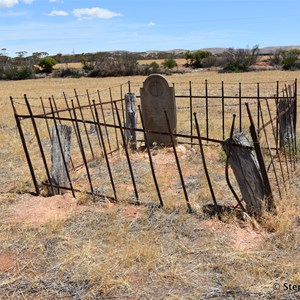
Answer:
(0, 192, 269, 281)
(4, 192, 145, 226)
(4, 193, 87, 225)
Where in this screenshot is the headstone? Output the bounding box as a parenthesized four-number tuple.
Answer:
(140, 74, 176, 146)
(51, 124, 72, 195)
(89, 124, 96, 134)
(125, 93, 137, 150)
(278, 99, 296, 148)
(222, 132, 266, 217)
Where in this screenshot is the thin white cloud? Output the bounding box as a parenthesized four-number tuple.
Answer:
(72, 7, 122, 20)
(48, 10, 68, 17)
(0, 0, 18, 8)
(0, 10, 26, 16)
(0, 0, 35, 8)
(148, 22, 156, 26)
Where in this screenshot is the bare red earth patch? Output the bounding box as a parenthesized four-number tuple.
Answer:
(199, 219, 268, 251)
(0, 252, 14, 273)
(4, 193, 88, 225)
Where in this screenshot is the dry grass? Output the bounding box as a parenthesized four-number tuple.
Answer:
(54, 59, 188, 70)
(0, 193, 299, 299)
(137, 58, 187, 66)
(54, 62, 83, 70)
(1, 70, 300, 299)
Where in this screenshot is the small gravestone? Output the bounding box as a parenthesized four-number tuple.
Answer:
(125, 93, 137, 150)
(51, 124, 72, 195)
(223, 132, 266, 217)
(140, 74, 176, 146)
(278, 99, 296, 148)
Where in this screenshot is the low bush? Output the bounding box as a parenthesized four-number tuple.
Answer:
(162, 58, 177, 69)
(281, 49, 300, 70)
(53, 68, 83, 78)
(0, 66, 34, 80)
(38, 57, 57, 73)
(220, 45, 259, 73)
(88, 57, 142, 77)
(184, 50, 213, 68)
(143, 61, 163, 75)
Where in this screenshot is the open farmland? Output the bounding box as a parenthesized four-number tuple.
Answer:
(0, 71, 300, 299)
(53, 59, 187, 70)
(137, 58, 187, 67)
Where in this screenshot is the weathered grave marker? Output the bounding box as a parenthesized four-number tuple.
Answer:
(125, 93, 137, 150)
(140, 74, 176, 146)
(278, 99, 296, 148)
(223, 132, 266, 217)
(51, 124, 72, 195)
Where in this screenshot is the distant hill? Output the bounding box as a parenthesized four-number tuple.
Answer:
(138, 46, 300, 56)
(50, 46, 300, 61)
(259, 45, 300, 54)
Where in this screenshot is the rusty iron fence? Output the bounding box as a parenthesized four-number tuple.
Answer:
(10, 78, 298, 218)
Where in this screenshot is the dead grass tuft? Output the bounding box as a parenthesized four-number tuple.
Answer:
(76, 192, 93, 206)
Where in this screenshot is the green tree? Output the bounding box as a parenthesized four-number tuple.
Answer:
(143, 61, 161, 75)
(38, 57, 57, 73)
(162, 58, 177, 69)
(14, 50, 28, 67)
(192, 50, 212, 68)
(281, 49, 300, 70)
(184, 50, 212, 68)
(184, 50, 194, 66)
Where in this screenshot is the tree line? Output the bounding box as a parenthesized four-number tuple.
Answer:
(0, 46, 300, 80)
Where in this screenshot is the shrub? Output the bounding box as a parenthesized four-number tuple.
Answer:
(0, 66, 33, 80)
(269, 49, 282, 66)
(82, 62, 94, 71)
(269, 49, 300, 70)
(281, 49, 300, 70)
(144, 61, 161, 75)
(53, 68, 83, 78)
(221, 45, 259, 73)
(201, 55, 221, 68)
(184, 50, 212, 68)
(38, 57, 57, 73)
(162, 58, 177, 69)
(88, 56, 141, 77)
(14, 66, 34, 80)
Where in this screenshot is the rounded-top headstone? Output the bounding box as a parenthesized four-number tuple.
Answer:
(144, 74, 169, 97)
(140, 74, 177, 146)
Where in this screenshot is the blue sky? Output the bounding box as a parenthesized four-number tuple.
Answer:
(0, 0, 299, 57)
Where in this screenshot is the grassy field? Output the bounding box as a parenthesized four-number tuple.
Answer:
(53, 62, 83, 70)
(53, 59, 186, 70)
(53, 59, 187, 69)
(0, 70, 300, 299)
(137, 58, 187, 66)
